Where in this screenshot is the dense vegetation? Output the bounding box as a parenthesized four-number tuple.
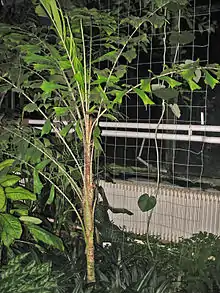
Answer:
(0, 0, 220, 292)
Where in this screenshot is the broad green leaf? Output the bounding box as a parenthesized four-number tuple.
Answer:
(181, 68, 195, 81)
(136, 266, 156, 291)
(70, 169, 81, 181)
(23, 103, 38, 113)
(28, 224, 64, 251)
(115, 65, 127, 78)
(0, 84, 12, 93)
(36, 159, 51, 171)
(153, 88, 179, 100)
(93, 137, 103, 152)
(93, 68, 110, 78)
(13, 202, 29, 209)
(122, 48, 137, 63)
(24, 53, 53, 65)
(41, 120, 51, 136)
(169, 31, 195, 45)
(169, 103, 181, 118)
(0, 160, 15, 172)
(49, 74, 65, 84)
(87, 105, 97, 114)
(54, 107, 69, 116)
(19, 44, 42, 53)
(94, 86, 108, 102)
(121, 16, 143, 29)
(129, 17, 141, 28)
(0, 214, 22, 247)
(93, 126, 101, 138)
(204, 70, 219, 89)
(26, 147, 42, 164)
(74, 71, 84, 89)
(34, 170, 43, 195)
(20, 216, 42, 225)
(60, 124, 73, 137)
(35, 4, 47, 17)
(26, 81, 42, 89)
(112, 90, 126, 104)
(141, 79, 151, 92)
(75, 121, 83, 140)
(73, 57, 83, 76)
(46, 185, 55, 205)
(138, 194, 156, 212)
(159, 76, 182, 88)
(0, 186, 6, 211)
(5, 187, 36, 201)
(10, 209, 28, 216)
(43, 138, 51, 148)
(40, 81, 62, 93)
(0, 175, 20, 187)
(149, 14, 165, 28)
(40, 0, 63, 37)
(34, 63, 56, 72)
(4, 32, 26, 43)
(90, 87, 102, 103)
(187, 79, 201, 91)
(59, 60, 71, 70)
(45, 44, 59, 58)
(166, 1, 188, 10)
(93, 50, 119, 63)
(102, 114, 118, 121)
(92, 75, 119, 85)
(133, 88, 154, 105)
(132, 32, 148, 44)
(179, 31, 195, 44)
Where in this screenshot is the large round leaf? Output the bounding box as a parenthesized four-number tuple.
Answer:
(169, 31, 195, 45)
(138, 194, 157, 212)
(0, 214, 22, 246)
(153, 88, 179, 101)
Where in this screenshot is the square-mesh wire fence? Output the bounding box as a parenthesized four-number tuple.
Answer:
(99, 0, 220, 242)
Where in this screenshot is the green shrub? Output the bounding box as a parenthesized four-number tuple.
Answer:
(0, 253, 58, 293)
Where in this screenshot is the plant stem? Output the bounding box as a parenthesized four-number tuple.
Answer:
(83, 115, 95, 283)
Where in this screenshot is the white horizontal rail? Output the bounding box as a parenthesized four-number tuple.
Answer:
(33, 126, 75, 133)
(101, 130, 220, 144)
(23, 119, 75, 133)
(23, 119, 220, 143)
(23, 119, 70, 125)
(25, 119, 47, 125)
(26, 120, 220, 133)
(99, 122, 220, 133)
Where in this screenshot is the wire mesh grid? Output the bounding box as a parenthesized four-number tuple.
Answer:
(100, 0, 220, 242)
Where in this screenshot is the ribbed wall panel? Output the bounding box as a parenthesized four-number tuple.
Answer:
(100, 180, 220, 242)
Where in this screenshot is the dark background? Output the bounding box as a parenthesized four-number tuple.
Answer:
(104, 0, 220, 188)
